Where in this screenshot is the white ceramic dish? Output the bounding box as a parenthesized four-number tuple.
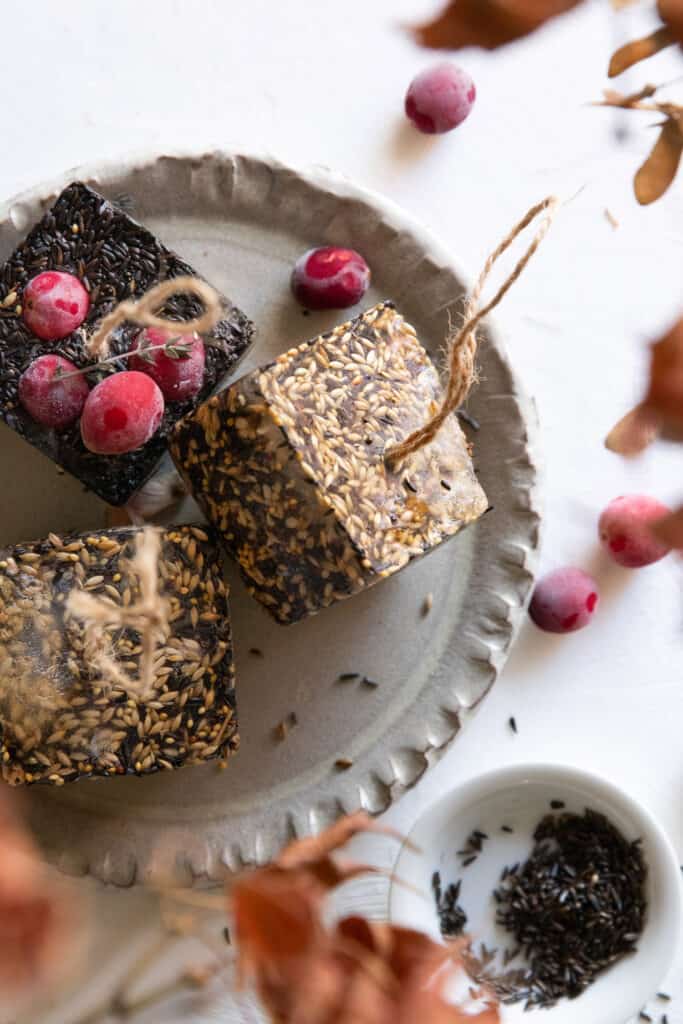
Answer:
(389, 764, 682, 1024)
(0, 151, 540, 886)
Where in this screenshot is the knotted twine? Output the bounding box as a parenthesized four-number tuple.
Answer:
(384, 195, 559, 466)
(86, 275, 224, 359)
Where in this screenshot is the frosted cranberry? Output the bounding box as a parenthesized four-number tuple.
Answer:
(599, 494, 671, 568)
(129, 328, 206, 401)
(291, 247, 370, 310)
(18, 354, 89, 429)
(529, 568, 599, 634)
(22, 271, 89, 341)
(405, 63, 476, 134)
(80, 371, 164, 455)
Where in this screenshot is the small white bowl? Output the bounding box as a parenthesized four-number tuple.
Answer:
(389, 764, 682, 1024)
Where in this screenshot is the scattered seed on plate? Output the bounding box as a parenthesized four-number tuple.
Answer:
(509, 716, 518, 734)
(501, 825, 514, 834)
(248, 647, 264, 657)
(361, 676, 379, 688)
(335, 757, 353, 770)
(337, 672, 360, 683)
(550, 799, 565, 809)
(421, 593, 433, 617)
(657, 994, 671, 1002)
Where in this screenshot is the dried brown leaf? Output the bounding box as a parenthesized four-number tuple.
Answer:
(658, 0, 683, 45)
(231, 813, 499, 1024)
(411, 0, 584, 51)
(645, 317, 683, 426)
(275, 811, 404, 878)
(608, 26, 675, 77)
(599, 85, 659, 108)
(634, 115, 683, 204)
(650, 506, 683, 548)
(605, 403, 660, 455)
(0, 787, 81, 1008)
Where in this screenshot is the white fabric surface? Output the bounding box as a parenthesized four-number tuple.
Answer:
(2, 1, 682, 1021)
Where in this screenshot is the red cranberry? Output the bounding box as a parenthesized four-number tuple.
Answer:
(18, 354, 89, 429)
(129, 327, 206, 401)
(80, 371, 164, 455)
(529, 568, 599, 634)
(405, 63, 476, 134)
(22, 271, 90, 341)
(291, 247, 370, 310)
(599, 494, 671, 568)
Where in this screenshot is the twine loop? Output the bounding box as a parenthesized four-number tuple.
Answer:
(385, 196, 559, 465)
(87, 276, 224, 359)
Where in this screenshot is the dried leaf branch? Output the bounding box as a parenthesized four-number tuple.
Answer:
(231, 812, 499, 1024)
(596, 88, 683, 202)
(608, 26, 675, 77)
(66, 527, 170, 701)
(0, 788, 80, 1014)
(607, 317, 683, 547)
(410, 0, 584, 50)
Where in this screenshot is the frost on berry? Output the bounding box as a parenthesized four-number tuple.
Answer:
(599, 494, 671, 568)
(405, 63, 476, 135)
(80, 371, 164, 455)
(18, 355, 89, 429)
(22, 271, 90, 341)
(129, 327, 206, 401)
(529, 568, 599, 634)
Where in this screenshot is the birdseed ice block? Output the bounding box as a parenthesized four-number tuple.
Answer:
(0, 182, 254, 505)
(0, 525, 237, 785)
(171, 301, 488, 625)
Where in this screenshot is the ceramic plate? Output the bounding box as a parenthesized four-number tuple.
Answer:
(0, 151, 540, 885)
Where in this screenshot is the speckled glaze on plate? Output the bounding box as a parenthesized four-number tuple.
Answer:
(0, 151, 540, 886)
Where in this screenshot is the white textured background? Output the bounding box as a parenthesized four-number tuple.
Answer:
(3, 1, 683, 1021)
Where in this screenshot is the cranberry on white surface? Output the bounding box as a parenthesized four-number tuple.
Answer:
(405, 63, 476, 134)
(599, 494, 671, 568)
(529, 568, 599, 634)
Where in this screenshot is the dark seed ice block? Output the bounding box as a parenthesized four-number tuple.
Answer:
(171, 301, 488, 625)
(0, 525, 237, 785)
(0, 182, 254, 505)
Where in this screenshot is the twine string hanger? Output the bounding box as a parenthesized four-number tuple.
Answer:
(385, 195, 559, 466)
(87, 275, 224, 359)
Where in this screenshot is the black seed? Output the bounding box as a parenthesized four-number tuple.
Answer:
(361, 676, 379, 688)
(337, 672, 360, 682)
(501, 825, 514, 833)
(481, 808, 647, 1010)
(657, 994, 671, 1002)
(248, 647, 264, 657)
(456, 408, 480, 431)
(462, 855, 477, 867)
(550, 799, 565, 809)
(639, 1014, 652, 1022)
(509, 716, 518, 734)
